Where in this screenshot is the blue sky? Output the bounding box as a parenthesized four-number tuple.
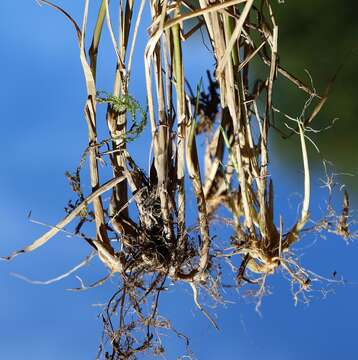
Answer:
(0, 1, 358, 359)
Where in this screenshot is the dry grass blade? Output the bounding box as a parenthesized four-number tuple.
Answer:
(267, 24, 278, 114)
(163, 0, 247, 31)
(298, 121, 310, 226)
(127, 0, 146, 73)
(1, 176, 125, 261)
(38, 0, 82, 40)
(217, 0, 254, 75)
(283, 120, 310, 248)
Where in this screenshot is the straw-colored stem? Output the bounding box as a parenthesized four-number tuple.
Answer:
(172, 17, 186, 243)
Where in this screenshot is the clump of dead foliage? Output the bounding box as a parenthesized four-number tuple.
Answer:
(3, 0, 356, 358)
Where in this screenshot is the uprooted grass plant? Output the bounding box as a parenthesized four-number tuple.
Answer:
(3, 0, 356, 358)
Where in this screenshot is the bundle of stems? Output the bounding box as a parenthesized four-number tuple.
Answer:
(4, 0, 352, 358)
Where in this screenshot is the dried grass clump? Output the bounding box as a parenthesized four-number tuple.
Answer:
(3, 0, 355, 358)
